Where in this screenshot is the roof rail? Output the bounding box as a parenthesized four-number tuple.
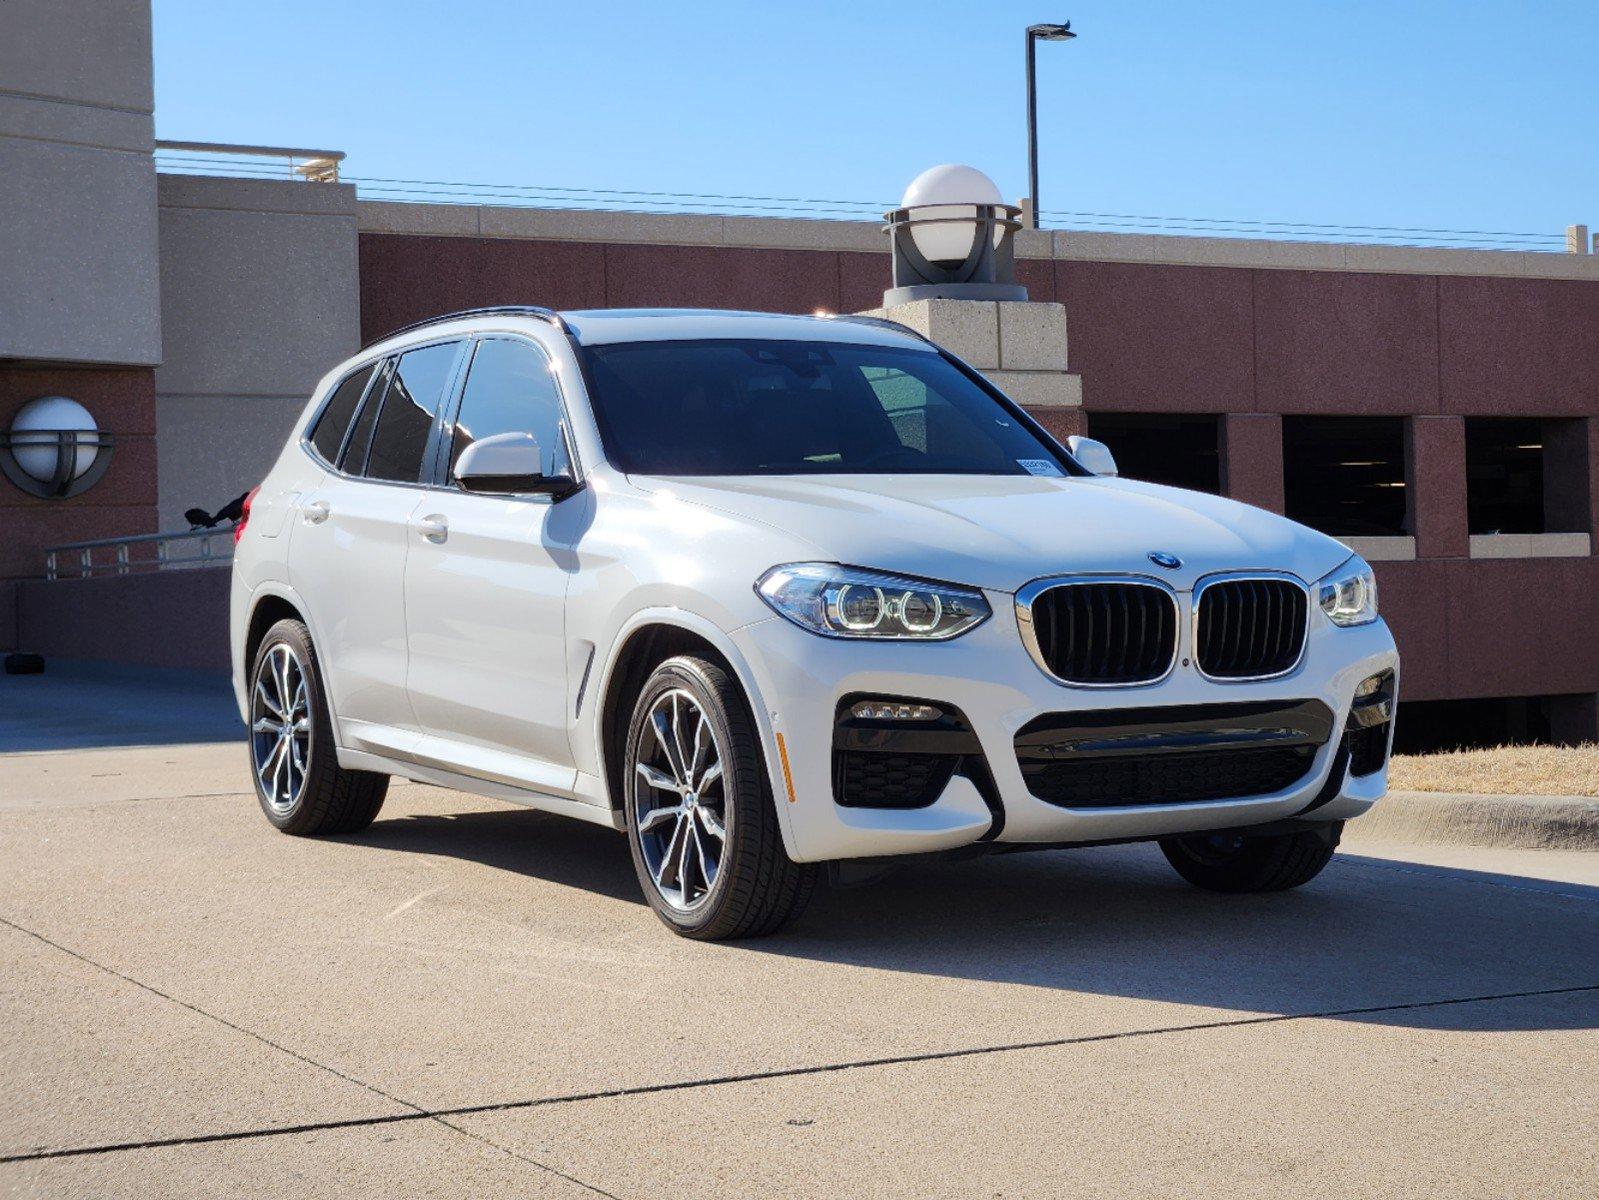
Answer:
(364, 306, 570, 349)
(822, 313, 935, 346)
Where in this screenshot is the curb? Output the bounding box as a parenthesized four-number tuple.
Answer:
(1346, 790, 1599, 853)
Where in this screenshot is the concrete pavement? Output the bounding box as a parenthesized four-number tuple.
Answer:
(2, 666, 1597, 1197)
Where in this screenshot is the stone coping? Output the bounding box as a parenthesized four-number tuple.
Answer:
(1342, 536, 1418, 562)
(160, 173, 358, 218)
(357, 199, 1599, 281)
(1468, 532, 1593, 559)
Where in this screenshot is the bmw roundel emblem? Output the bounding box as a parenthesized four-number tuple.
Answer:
(1148, 552, 1182, 570)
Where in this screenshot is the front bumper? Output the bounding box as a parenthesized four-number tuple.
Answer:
(730, 593, 1399, 863)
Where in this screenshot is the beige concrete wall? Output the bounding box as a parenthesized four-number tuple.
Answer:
(0, 0, 161, 365)
(359, 200, 1599, 283)
(155, 175, 360, 528)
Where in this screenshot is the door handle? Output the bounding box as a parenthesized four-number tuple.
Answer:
(417, 514, 449, 543)
(303, 500, 330, 525)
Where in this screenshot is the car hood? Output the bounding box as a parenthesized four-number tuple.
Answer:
(630, 473, 1356, 594)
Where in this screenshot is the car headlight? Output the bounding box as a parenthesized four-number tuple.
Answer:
(756, 563, 991, 640)
(1317, 556, 1378, 627)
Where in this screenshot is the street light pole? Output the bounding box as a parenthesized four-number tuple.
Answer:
(1026, 21, 1076, 230)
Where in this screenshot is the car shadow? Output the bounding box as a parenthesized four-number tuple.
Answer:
(342, 806, 1599, 1035)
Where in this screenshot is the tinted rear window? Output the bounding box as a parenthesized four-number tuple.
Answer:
(308, 365, 375, 465)
(363, 342, 461, 483)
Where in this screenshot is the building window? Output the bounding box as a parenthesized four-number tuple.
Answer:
(1283, 416, 1408, 536)
(1084, 413, 1221, 494)
(1464, 417, 1584, 535)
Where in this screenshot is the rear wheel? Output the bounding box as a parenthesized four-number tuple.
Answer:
(623, 655, 816, 940)
(249, 618, 388, 835)
(1159, 823, 1341, 893)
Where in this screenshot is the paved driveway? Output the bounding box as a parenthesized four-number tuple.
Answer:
(3, 667, 1597, 1197)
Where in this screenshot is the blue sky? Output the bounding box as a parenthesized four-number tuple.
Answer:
(151, 1, 1597, 245)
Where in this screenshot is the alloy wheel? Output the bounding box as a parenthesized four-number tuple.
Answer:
(251, 642, 311, 814)
(631, 688, 729, 912)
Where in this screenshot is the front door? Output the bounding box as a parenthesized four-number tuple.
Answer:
(404, 335, 577, 790)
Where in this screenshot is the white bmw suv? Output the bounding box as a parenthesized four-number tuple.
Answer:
(231, 306, 1398, 939)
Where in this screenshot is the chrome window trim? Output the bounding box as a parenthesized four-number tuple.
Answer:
(1190, 569, 1312, 684)
(1014, 573, 1183, 689)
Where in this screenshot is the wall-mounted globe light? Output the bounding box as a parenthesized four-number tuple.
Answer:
(0, 396, 115, 499)
(883, 164, 1028, 305)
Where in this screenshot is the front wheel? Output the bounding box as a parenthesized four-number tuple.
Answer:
(1159, 823, 1341, 893)
(623, 655, 816, 940)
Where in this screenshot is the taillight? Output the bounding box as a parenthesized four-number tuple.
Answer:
(234, 486, 261, 544)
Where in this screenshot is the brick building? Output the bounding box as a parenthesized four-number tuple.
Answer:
(4, 0, 1599, 743)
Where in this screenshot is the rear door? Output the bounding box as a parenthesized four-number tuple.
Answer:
(403, 334, 578, 789)
(291, 339, 466, 752)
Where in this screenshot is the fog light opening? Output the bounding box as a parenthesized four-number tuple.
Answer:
(849, 700, 943, 722)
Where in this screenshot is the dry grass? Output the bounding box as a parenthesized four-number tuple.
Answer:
(1388, 743, 1599, 797)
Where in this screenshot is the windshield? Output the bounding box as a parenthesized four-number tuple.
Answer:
(580, 338, 1075, 477)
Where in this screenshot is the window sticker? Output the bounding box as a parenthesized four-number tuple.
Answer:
(1017, 458, 1064, 477)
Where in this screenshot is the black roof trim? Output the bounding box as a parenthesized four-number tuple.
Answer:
(363, 306, 569, 349)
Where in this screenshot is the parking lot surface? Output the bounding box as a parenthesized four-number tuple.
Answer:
(3, 667, 1597, 1198)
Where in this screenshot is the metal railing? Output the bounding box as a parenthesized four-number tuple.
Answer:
(45, 528, 235, 581)
(154, 140, 345, 183)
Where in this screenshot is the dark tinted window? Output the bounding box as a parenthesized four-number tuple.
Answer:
(1283, 416, 1408, 536)
(580, 339, 1069, 476)
(308, 365, 375, 464)
(450, 339, 568, 479)
(364, 342, 460, 483)
(339, 360, 390, 474)
(1086, 412, 1221, 493)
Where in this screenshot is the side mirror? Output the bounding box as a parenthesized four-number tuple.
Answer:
(454, 432, 578, 498)
(1066, 435, 1118, 478)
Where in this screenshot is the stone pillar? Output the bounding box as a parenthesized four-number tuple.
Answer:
(1407, 416, 1469, 557)
(858, 298, 1084, 443)
(1221, 414, 1285, 514)
(0, 0, 162, 649)
(155, 174, 360, 528)
(1567, 224, 1591, 255)
(0, 0, 161, 365)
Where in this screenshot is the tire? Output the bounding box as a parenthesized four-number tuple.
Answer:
(623, 655, 817, 940)
(1159, 822, 1342, 893)
(248, 618, 388, 836)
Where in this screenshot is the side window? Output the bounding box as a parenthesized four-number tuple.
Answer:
(449, 338, 568, 480)
(308, 365, 375, 465)
(338, 359, 391, 475)
(363, 342, 461, 484)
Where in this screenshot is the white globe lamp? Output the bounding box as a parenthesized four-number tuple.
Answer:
(883, 165, 1027, 305)
(1, 396, 113, 499)
(900, 164, 1007, 266)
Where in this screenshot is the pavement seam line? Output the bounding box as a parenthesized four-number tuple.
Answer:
(0, 915, 622, 1197)
(7, 976, 1597, 1165)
